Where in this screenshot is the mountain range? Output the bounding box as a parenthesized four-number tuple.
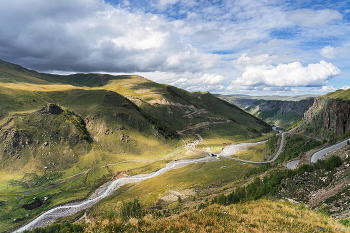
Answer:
(1, 59, 350, 232)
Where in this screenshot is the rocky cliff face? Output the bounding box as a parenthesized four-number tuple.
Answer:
(299, 98, 350, 139)
(255, 99, 314, 115)
(244, 99, 314, 128)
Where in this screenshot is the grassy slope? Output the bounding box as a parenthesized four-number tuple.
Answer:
(0, 60, 272, 139)
(0, 63, 182, 232)
(22, 200, 348, 233)
(101, 77, 273, 147)
(322, 88, 350, 100)
(0, 60, 272, 140)
(0, 60, 273, 232)
(83, 200, 346, 233)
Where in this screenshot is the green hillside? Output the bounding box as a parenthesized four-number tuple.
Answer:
(0, 60, 274, 232)
(101, 76, 272, 146)
(322, 88, 350, 100)
(2, 60, 349, 233)
(0, 59, 272, 145)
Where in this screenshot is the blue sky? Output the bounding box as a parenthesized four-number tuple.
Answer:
(0, 0, 349, 95)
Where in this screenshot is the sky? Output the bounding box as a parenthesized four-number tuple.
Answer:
(0, 0, 349, 96)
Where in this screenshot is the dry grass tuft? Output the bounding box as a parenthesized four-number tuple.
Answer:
(86, 199, 348, 232)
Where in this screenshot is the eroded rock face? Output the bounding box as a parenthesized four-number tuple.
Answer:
(256, 99, 314, 115)
(301, 98, 350, 139)
(40, 104, 63, 115)
(2, 129, 31, 156)
(335, 101, 350, 137)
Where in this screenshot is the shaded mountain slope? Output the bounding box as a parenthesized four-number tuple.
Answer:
(216, 94, 315, 129)
(245, 99, 314, 129)
(101, 77, 272, 142)
(0, 60, 272, 143)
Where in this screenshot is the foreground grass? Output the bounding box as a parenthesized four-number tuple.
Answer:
(25, 200, 348, 233)
(135, 200, 348, 233)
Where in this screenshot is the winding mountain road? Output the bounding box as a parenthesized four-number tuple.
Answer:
(286, 138, 350, 170)
(311, 139, 350, 163)
(286, 160, 299, 170)
(218, 132, 285, 164)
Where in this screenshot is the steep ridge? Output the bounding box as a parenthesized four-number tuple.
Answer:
(100, 77, 272, 143)
(297, 89, 350, 140)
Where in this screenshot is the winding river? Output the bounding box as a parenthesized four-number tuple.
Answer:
(11, 127, 289, 232)
(14, 157, 219, 232)
(14, 125, 348, 231)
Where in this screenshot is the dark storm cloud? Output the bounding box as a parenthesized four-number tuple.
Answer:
(0, 0, 219, 73)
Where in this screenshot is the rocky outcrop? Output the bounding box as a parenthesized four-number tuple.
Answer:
(2, 129, 31, 156)
(300, 98, 350, 139)
(40, 104, 63, 114)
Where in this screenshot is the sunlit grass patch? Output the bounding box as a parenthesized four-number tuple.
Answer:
(231, 143, 267, 162)
(57, 199, 350, 233)
(0, 82, 86, 92)
(95, 160, 256, 209)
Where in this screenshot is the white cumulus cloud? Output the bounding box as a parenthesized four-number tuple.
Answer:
(0, 0, 349, 95)
(199, 73, 227, 85)
(163, 72, 228, 92)
(310, 86, 336, 93)
(231, 54, 341, 87)
(320, 44, 350, 59)
(320, 46, 337, 58)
